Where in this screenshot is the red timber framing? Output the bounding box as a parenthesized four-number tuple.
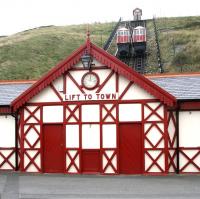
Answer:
(179, 148, 200, 173)
(143, 102, 168, 174)
(16, 100, 174, 174)
(167, 110, 177, 173)
(18, 106, 42, 172)
(0, 147, 16, 170)
(9, 37, 178, 174)
(0, 111, 16, 171)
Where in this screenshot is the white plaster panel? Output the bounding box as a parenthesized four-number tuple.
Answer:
(30, 86, 61, 103)
(68, 70, 87, 85)
(100, 73, 116, 93)
(145, 150, 165, 172)
(43, 106, 63, 123)
(0, 150, 15, 169)
(179, 150, 200, 172)
(144, 103, 164, 121)
(66, 150, 79, 173)
(144, 123, 164, 148)
(66, 125, 79, 148)
(103, 153, 117, 174)
(123, 84, 155, 100)
(179, 111, 200, 147)
(95, 69, 113, 85)
(24, 125, 40, 148)
(24, 106, 40, 123)
(119, 75, 155, 100)
(0, 115, 15, 147)
(82, 124, 100, 149)
(102, 104, 116, 122)
(82, 105, 100, 122)
(66, 75, 82, 95)
(119, 75, 129, 96)
(119, 104, 141, 121)
(66, 105, 79, 122)
(102, 124, 116, 148)
(52, 76, 64, 92)
(24, 151, 40, 172)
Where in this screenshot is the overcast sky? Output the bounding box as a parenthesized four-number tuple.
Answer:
(0, 0, 200, 36)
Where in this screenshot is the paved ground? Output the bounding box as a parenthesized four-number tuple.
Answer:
(0, 172, 200, 199)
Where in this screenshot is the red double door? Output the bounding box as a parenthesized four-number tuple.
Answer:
(43, 123, 142, 174)
(43, 124, 100, 173)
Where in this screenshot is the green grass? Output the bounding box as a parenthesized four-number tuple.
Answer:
(0, 16, 200, 80)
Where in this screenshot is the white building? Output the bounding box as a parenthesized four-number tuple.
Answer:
(0, 39, 200, 174)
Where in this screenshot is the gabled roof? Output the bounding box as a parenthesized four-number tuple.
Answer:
(148, 73, 200, 100)
(0, 81, 33, 106)
(11, 38, 176, 110)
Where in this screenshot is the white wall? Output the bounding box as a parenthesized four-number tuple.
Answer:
(82, 105, 100, 122)
(82, 124, 100, 149)
(119, 104, 142, 121)
(102, 124, 116, 148)
(43, 106, 63, 123)
(66, 125, 79, 148)
(119, 75, 155, 100)
(0, 115, 15, 147)
(179, 111, 200, 147)
(30, 86, 61, 103)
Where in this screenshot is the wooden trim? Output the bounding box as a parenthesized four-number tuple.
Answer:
(179, 101, 200, 110)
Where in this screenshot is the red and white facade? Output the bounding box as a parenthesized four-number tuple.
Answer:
(0, 39, 200, 174)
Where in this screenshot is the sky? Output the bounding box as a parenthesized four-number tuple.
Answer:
(0, 0, 200, 36)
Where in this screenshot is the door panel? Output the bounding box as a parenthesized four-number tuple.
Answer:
(43, 124, 64, 173)
(119, 123, 142, 174)
(82, 150, 100, 173)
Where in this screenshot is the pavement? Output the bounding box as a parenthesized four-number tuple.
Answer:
(0, 172, 200, 199)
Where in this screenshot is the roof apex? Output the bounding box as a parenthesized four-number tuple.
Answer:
(11, 39, 176, 110)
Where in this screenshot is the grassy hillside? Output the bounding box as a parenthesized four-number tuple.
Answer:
(154, 16, 200, 73)
(0, 16, 200, 80)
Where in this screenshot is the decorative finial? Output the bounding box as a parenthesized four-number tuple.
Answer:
(87, 24, 90, 40)
(86, 24, 91, 53)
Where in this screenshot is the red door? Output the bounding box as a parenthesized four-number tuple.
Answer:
(82, 150, 100, 173)
(43, 124, 64, 173)
(119, 123, 142, 174)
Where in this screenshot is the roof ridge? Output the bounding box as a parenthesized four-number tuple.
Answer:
(146, 72, 200, 78)
(0, 80, 36, 85)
